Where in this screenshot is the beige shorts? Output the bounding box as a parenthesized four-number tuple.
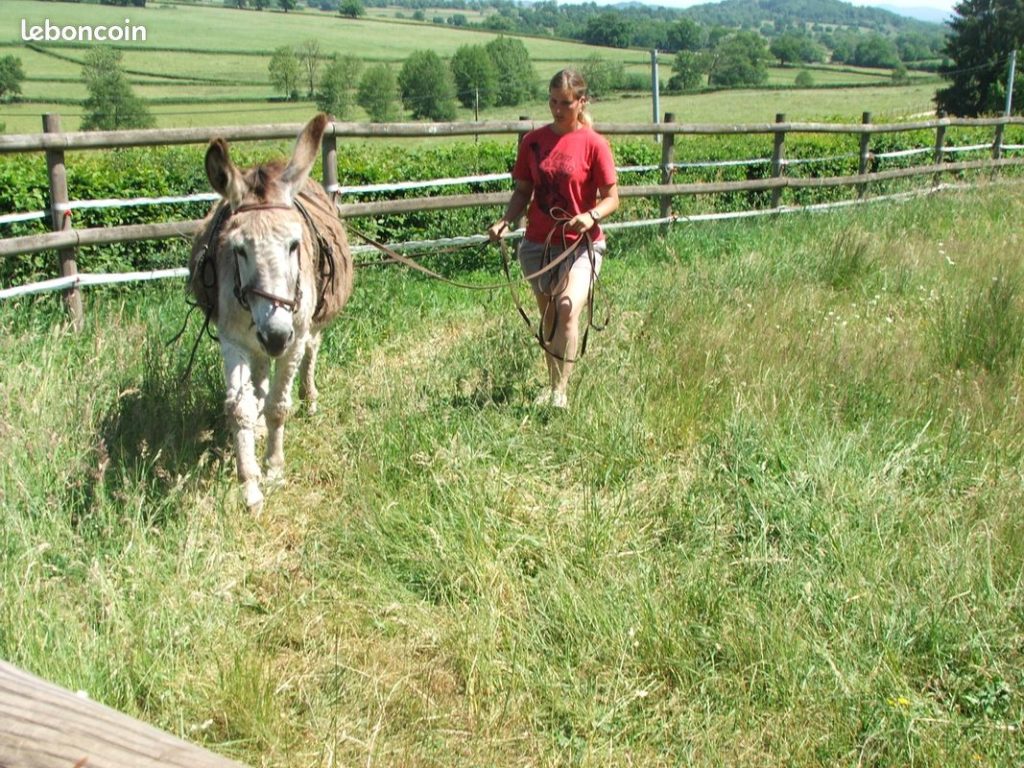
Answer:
(517, 238, 605, 295)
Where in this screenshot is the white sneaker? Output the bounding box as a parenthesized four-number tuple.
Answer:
(551, 390, 568, 409)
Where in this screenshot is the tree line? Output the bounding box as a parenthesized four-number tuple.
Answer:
(268, 35, 538, 121)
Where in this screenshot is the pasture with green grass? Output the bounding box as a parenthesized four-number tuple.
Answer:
(2, 183, 1023, 766)
(0, 0, 936, 132)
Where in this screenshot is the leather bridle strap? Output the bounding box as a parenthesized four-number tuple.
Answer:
(229, 202, 303, 312)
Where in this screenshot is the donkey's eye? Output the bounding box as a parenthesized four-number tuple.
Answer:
(289, 240, 300, 255)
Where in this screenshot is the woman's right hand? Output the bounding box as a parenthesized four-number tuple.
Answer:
(487, 220, 508, 243)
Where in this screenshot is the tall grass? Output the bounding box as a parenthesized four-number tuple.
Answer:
(1, 184, 1023, 766)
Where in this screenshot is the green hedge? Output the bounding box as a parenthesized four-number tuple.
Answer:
(2, 125, 1022, 288)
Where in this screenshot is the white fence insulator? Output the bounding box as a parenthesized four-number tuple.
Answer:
(57, 192, 219, 213)
(784, 152, 861, 167)
(943, 143, 993, 154)
(0, 267, 189, 301)
(874, 147, 933, 159)
(672, 157, 771, 170)
(330, 172, 511, 196)
(0, 211, 48, 225)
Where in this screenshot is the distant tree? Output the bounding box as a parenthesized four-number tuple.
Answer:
(299, 39, 324, 97)
(0, 55, 25, 102)
(80, 47, 154, 131)
(667, 17, 705, 52)
(253, 0, 269, 8)
(583, 11, 635, 49)
(769, 31, 824, 66)
(852, 33, 900, 68)
(317, 55, 362, 117)
(896, 32, 933, 63)
(891, 63, 910, 85)
(937, 0, 1023, 116)
(485, 36, 536, 107)
(268, 46, 301, 99)
(707, 25, 731, 48)
(398, 49, 457, 121)
(232, 0, 247, 8)
(450, 44, 498, 109)
(338, 0, 364, 17)
(357, 64, 402, 121)
(795, 69, 814, 87)
(668, 50, 707, 91)
(578, 55, 625, 99)
(708, 31, 770, 87)
(278, 0, 295, 11)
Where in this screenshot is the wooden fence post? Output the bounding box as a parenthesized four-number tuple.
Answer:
(933, 110, 948, 187)
(992, 116, 1005, 160)
(770, 113, 786, 208)
(857, 111, 872, 199)
(43, 113, 83, 330)
(321, 117, 338, 200)
(659, 112, 676, 231)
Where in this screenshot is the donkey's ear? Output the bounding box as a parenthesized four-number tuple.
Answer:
(281, 113, 329, 194)
(205, 138, 246, 207)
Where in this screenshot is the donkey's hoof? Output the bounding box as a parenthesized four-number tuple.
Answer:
(306, 401, 318, 416)
(242, 481, 264, 512)
(265, 465, 286, 488)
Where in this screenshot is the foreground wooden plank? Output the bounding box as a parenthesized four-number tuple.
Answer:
(0, 660, 249, 768)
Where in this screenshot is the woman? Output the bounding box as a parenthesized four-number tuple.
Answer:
(488, 68, 619, 409)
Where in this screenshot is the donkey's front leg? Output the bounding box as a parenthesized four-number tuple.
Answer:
(298, 331, 322, 415)
(251, 355, 270, 439)
(263, 343, 304, 484)
(222, 343, 264, 510)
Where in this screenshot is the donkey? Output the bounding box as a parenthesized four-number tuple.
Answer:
(188, 114, 353, 510)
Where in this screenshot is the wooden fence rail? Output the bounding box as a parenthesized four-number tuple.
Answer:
(0, 660, 249, 768)
(3, 157, 1022, 260)
(2, 113, 1024, 328)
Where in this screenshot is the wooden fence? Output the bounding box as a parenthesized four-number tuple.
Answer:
(0, 659, 250, 768)
(1, 112, 1024, 329)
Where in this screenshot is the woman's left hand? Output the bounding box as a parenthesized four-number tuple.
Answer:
(569, 211, 597, 234)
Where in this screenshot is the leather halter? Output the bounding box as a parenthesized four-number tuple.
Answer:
(229, 202, 303, 313)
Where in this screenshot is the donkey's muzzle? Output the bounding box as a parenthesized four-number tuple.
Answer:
(257, 327, 294, 357)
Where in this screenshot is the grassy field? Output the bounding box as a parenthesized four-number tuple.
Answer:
(0, 0, 930, 133)
(0, 81, 942, 133)
(1, 183, 1023, 766)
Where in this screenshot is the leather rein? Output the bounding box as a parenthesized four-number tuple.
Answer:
(349, 213, 608, 363)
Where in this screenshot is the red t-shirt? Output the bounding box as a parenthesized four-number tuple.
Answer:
(512, 125, 617, 245)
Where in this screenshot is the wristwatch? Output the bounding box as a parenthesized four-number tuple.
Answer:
(589, 208, 602, 222)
